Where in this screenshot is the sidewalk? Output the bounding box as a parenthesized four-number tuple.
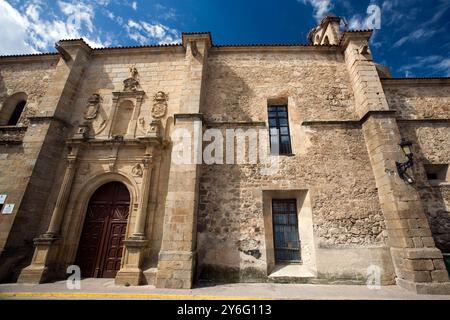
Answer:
(0, 279, 449, 300)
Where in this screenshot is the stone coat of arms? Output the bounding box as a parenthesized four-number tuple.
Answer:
(152, 91, 168, 119)
(84, 93, 101, 120)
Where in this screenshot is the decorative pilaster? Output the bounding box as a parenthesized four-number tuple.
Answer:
(342, 31, 450, 295)
(115, 144, 154, 286)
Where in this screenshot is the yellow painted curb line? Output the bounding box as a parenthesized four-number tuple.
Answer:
(0, 292, 273, 300)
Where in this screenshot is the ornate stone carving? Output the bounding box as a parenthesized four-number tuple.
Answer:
(123, 65, 140, 92)
(84, 94, 101, 120)
(152, 91, 168, 119)
(131, 163, 143, 177)
(137, 117, 147, 135)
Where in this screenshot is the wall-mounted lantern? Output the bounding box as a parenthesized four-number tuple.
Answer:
(396, 138, 414, 184)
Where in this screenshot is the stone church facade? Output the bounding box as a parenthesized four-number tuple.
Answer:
(0, 16, 449, 294)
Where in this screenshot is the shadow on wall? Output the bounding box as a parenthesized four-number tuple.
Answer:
(404, 123, 450, 254)
(195, 61, 270, 283)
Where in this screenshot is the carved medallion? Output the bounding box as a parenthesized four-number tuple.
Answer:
(152, 91, 168, 119)
(131, 163, 143, 177)
(84, 94, 101, 120)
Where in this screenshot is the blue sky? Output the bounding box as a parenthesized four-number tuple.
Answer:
(0, 0, 449, 77)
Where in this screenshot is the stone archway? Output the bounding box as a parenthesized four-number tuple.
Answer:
(74, 181, 131, 278)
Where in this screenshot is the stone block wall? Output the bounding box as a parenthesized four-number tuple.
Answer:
(398, 122, 450, 253)
(0, 58, 58, 281)
(197, 48, 390, 283)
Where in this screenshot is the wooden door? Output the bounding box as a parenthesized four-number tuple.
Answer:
(75, 182, 130, 278)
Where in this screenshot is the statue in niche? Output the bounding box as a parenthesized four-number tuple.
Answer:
(152, 91, 168, 119)
(84, 94, 101, 120)
(123, 65, 140, 92)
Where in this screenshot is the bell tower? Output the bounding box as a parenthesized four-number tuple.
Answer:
(308, 14, 342, 45)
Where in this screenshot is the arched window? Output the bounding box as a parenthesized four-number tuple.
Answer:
(323, 36, 330, 45)
(8, 100, 27, 125)
(315, 35, 320, 44)
(0, 92, 28, 126)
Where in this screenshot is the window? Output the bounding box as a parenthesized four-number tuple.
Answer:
(268, 105, 292, 155)
(7, 100, 27, 126)
(272, 199, 301, 263)
(425, 164, 449, 182)
(0, 92, 28, 126)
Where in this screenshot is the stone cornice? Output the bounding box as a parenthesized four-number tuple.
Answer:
(210, 44, 339, 53)
(0, 53, 59, 64)
(381, 77, 450, 86)
(339, 30, 373, 49)
(174, 113, 204, 124)
(92, 45, 185, 56)
(205, 121, 267, 128)
(302, 110, 396, 127)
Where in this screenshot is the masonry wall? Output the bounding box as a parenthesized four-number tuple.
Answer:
(0, 58, 59, 280)
(385, 82, 450, 254)
(197, 48, 394, 284)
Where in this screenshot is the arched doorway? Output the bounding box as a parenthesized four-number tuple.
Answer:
(75, 182, 130, 278)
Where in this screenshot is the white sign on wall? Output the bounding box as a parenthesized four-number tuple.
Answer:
(0, 195, 6, 205)
(2, 204, 14, 215)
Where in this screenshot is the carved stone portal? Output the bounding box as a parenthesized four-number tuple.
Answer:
(152, 91, 168, 119)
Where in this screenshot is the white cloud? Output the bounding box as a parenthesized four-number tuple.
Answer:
(0, 0, 35, 54)
(0, 0, 107, 55)
(393, 28, 437, 48)
(399, 55, 450, 77)
(125, 19, 181, 45)
(131, 1, 137, 11)
(299, 0, 334, 21)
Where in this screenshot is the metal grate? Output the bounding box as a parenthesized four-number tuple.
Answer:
(272, 199, 301, 263)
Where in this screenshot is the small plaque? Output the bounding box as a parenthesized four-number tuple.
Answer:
(2, 204, 14, 215)
(0, 195, 6, 205)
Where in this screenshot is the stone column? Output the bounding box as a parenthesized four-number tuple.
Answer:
(17, 40, 92, 284)
(342, 32, 450, 294)
(132, 146, 153, 239)
(115, 144, 154, 286)
(44, 146, 80, 237)
(17, 144, 81, 283)
(156, 33, 211, 289)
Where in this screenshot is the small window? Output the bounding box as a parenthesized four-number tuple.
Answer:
(7, 100, 27, 126)
(425, 164, 449, 182)
(268, 105, 292, 155)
